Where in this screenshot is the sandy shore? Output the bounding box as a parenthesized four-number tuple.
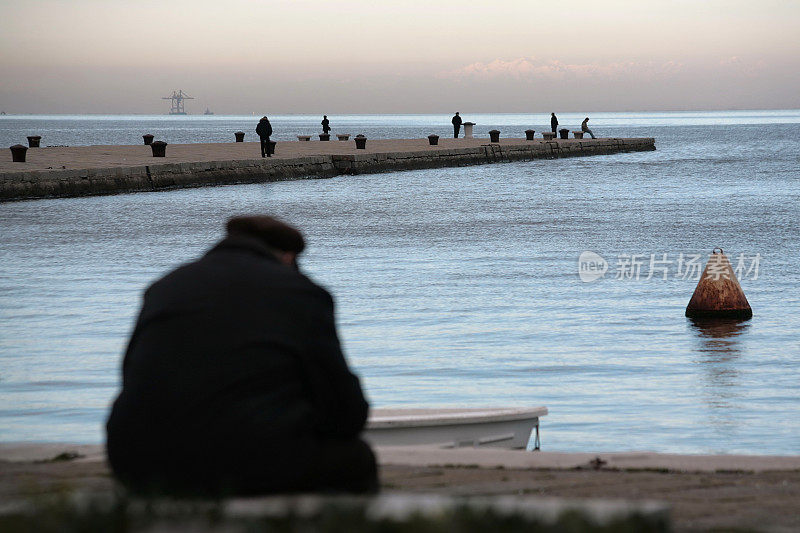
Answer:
(2, 443, 798, 531)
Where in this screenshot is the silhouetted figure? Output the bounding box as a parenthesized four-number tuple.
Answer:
(106, 216, 377, 497)
(321, 115, 331, 134)
(581, 117, 596, 139)
(452, 112, 462, 138)
(255, 116, 273, 157)
(550, 113, 559, 134)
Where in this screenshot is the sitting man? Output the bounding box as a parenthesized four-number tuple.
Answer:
(106, 216, 377, 496)
(581, 117, 596, 139)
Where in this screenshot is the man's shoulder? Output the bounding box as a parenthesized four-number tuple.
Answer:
(145, 255, 331, 311)
(149, 247, 290, 283)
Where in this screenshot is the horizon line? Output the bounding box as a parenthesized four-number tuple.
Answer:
(2, 108, 800, 117)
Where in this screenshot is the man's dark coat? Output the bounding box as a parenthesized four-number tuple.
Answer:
(106, 235, 372, 494)
(256, 119, 273, 138)
(451, 114, 462, 138)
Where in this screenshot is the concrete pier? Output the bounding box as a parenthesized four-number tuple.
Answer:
(1, 137, 655, 201)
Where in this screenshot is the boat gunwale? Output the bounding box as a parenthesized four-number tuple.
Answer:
(366, 407, 548, 429)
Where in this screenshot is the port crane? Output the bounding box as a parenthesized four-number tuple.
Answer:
(162, 90, 194, 115)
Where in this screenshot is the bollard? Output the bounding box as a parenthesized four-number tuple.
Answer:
(428, 134, 439, 146)
(297, 135, 311, 141)
(142, 134, 154, 145)
(337, 134, 350, 141)
(573, 131, 584, 139)
(27, 135, 41, 148)
(685, 248, 752, 319)
(354, 135, 367, 149)
(268, 140, 276, 155)
(234, 131, 245, 142)
(542, 131, 556, 140)
(10, 144, 28, 162)
(319, 133, 330, 141)
(559, 128, 569, 139)
(150, 140, 168, 157)
(463, 122, 475, 138)
(489, 130, 500, 143)
(525, 129, 535, 140)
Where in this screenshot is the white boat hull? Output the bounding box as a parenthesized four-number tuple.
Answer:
(364, 407, 548, 450)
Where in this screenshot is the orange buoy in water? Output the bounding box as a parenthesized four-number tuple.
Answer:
(685, 248, 752, 319)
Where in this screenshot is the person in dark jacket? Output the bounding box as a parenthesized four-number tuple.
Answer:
(256, 116, 273, 157)
(321, 115, 330, 134)
(451, 112, 462, 138)
(106, 216, 377, 496)
(581, 117, 596, 139)
(550, 113, 558, 134)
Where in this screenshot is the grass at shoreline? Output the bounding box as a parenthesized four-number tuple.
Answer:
(1, 494, 669, 533)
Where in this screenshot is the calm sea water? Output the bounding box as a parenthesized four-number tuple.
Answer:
(1, 111, 799, 454)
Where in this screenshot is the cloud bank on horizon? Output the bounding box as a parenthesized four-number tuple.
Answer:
(439, 57, 686, 81)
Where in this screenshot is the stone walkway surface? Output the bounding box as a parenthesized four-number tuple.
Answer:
(1, 137, 631, 173)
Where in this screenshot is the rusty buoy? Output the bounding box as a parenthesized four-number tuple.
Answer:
(685, 248, 752, 319)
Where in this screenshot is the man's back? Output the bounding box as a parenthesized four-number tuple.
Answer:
(109, 235, 367, 444)
(106, 228, 374, 495)
(256, 119, 272, 137)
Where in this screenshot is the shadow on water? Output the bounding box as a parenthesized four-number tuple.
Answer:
(688, 317, 751, 433)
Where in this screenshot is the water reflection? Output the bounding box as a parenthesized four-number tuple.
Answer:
(688, 317, 751, 433)
(690, 317, 751, 349)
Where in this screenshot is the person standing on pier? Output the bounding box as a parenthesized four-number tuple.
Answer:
(106, 215, 377, 496)
(256, 116, 273, 157)
(581, 117, 596, 139)
(321, 115, 331, 135)
(550, 113, 559, 134)
(452, 112, 462, 138)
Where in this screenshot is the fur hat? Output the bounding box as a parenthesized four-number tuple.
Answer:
(226, 216, 305, 254)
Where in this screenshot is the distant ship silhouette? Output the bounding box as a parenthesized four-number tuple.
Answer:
(204, 108, 214, 115)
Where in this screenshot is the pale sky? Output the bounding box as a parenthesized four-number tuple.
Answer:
(1, 0, 799, 113)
